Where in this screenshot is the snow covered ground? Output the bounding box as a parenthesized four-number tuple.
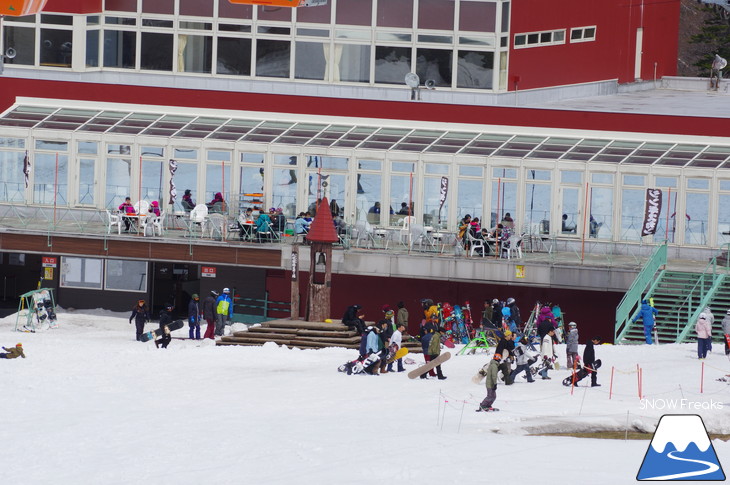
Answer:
(1, 309, 729, 484)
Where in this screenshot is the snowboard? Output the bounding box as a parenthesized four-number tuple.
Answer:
(408, 352, 452, 379)
(653, 326, 659, 345)
(386, 347, 409, 364)
(32, 290, 57, 327)
(476, 407, 499, 412)
(140, 320, 184, 342)
(472, 362, 490, 384)
(443, 338, 455, 349)
(562, 359, 602, 386)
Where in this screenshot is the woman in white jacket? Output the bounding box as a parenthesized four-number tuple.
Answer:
(695, 312, 712, 360)
(540, 329, 556, 380)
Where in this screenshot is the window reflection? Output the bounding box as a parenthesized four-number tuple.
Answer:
(590, 186, 612, 239)
(4, 26, 35, 66)
(104, 30, 136, 68)
(357, 172, 381, 224)
(273, 168, 298, 217)
(256, 39, 290, 78)
(141, 32, 173, 71)
(390, 174, 410, 226)
(40, 29, 72, 68)
(685, 192, 708, 245)
(416, 48, 452, 87)
(106, 158, 131, 208)
(336, 44, 370, 82)
(457, 179, 483, 225)
(178, 35, 212, 73)
(295, 42, 327, 80)
(457, 50, 493, 89)
(217, 37, 251, 75)
(375, 46, 411, 84)
(0, 151, 26, 203)
(491, 180, 516, 228)
(620, 188, 644, 241)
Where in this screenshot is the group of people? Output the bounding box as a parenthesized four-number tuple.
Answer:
(342, 302, 409, 374)
(181, 190, 228, 214)
(117, 197, 162, 232)
(129, 288, 235, 346)
(458, 213, 516, 255)
(237, 207, 286, 242)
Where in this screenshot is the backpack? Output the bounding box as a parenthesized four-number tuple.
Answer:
(217, 298, 230, 315)
(427, 331, 441, 355)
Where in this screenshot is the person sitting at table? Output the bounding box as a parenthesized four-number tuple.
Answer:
(501, 212, 515, 229)
(304, 211, 313, 223)
(238, 208, 254, 241)
(181, 189, 195, 212)
(271, 207, 286, 234)
(295, 212, 310, 239)
(470, 217, 481, 235)
(369, 201, 382, 214)
(207, 192, 227, 213)
(118, 197, 135, 232)
(398, 202, 410, 215)
(255, 210, 273, 242)
(490, 223, 505, 240)
(149, 200, 161, 217)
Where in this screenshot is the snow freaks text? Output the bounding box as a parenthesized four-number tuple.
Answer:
(639, 399, 724, 410)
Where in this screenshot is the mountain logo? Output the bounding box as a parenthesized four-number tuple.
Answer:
(637, 414, 725, 481)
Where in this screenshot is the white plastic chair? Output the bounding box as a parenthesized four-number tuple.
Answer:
(146, 211, 165, 237)
(500, 234, 524, 259)
(139, 214, 155, 236)
(399, 216, 416, 245)
(467, 232, 486, 257)
(105, 210, 122, 235)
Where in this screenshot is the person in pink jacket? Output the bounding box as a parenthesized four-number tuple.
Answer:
(695, 312, 712, 359)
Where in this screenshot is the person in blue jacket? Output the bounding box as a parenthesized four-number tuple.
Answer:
(215, 288, 233, 337)
(632, 299, 659, 344)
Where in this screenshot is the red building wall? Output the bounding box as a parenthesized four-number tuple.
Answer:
(508, 0, 680, 90)
(45, 0, 101, 14)
(266, 270, 621, 343)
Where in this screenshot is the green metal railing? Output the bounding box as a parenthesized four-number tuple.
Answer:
(232, 290, 290, 325)
(614, 242, 667, 342)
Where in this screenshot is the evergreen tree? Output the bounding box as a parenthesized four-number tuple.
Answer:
(690, 5, 730, 76)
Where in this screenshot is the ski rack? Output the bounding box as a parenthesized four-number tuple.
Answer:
(457, 330, 492, 355)
(15, 287, 57, 332)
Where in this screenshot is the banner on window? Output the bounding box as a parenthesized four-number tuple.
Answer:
(168, 159, 178, 205)
(23, 151, 30, 188)
(641, 188, 662, 236)
(438, 176, 448, 224)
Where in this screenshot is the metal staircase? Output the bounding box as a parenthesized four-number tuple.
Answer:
(615, 243, 730, 344)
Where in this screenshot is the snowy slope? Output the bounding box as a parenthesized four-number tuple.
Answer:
(1, 309, 729, 484)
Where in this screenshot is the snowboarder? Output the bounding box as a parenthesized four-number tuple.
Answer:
(188, 293, 203, 340)
(695, 312, 712, 360)
(566, 321, 579, 370)
(377, 318, 393, 374)
(203, 291, 217, 340)
(477, 358, 500, 412)
(215, 288, 233, 337)
(506, 297, 521, 331)
(0, 343, 25, 359)
(420, 321, 446, 380)
(129, 299, 150, 342)
(387, 323, 406, 373)
(396, 301, 408, 330)
(509, 336, 535, 383)
(722, 310, 730, 355)
(632, 299, 658, 344)
(341, 304, 365, 336)
(362, 325, 384, 375)
(494, 330, 516, 383)
(155, 304, 175, 349)
(583, 335, 602, 387)
(539, 328, 556, 380)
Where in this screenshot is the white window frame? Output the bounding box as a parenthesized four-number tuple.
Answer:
(513, 29, 566, 49)
(569, 26, 597, 43)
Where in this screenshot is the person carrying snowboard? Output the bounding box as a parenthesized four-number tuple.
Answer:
(539, 328, 556, 380)
(477, 357, 500, 412)
(420, 321, 447, 380)
(155, 303, 175, 349)
(493, 330, 516, 384)
(129, 299, 150, 342)
(632, 299, 658, 344)
(387, 323, 406, 373)
(188, 293, 203, 340)
(583, 335, 602, 387)
(0, 343, 25, 359)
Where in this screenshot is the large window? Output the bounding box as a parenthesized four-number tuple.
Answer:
(178, 34, 212, 73)
(78, 158, 96, 205)
(491, 168, 517, 228)
(685, 178, 709, 246)
(103, 30, 136, 68)
(416, 48, 452, 87)
(620, 175, 645, 241)
(273, 154, 298, 217)
(141, 32, 173, 71)
(256, 39, 290, 78)
(106, 158, 131, 208)
(40, 28, 72, 68)
(217, 37, 251, 75)
(560, 170, 582, 236)
(61, 257, 103, 289)
(34, 142, 68, 205)
(3, 26, 35, 66)
(457, 50, 493, 89)
(524, 170, 551, 235)
(718, 181, 730, 246)
(375, 46, 411, 84)
(0, 148, 26, 203)
(295, 42, 327, 80)
(356, 161, 382, 224)
(457, 176, 483, 227)
(106, 259, 147, 292)
(336, 44, 370, 82)
(590, 173, 614, 239)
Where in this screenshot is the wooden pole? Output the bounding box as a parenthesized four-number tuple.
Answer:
(609, 366, 615, 399)
(290, 245, 299, 320)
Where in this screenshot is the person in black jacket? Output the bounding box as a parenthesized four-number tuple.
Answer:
(583, 336, 602, 387)
(506, 298, 521, 330)
(342, 304, 365, 335)
(155, 304, 174, 349)
(129, 299, 150, 342)
(493, 330, 516, 384)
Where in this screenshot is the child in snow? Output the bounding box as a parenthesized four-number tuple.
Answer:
(0, 343, 25, 359)
(566, 322, 579, 370)
(583, 336, 602, 387)
(509, 336, 535, 383)
(539, 328, 556, 380)
(477, 358, 500, 412)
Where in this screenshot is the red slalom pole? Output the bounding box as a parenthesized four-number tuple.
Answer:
(570, 359, 577, 395)
(609, 366, 615, 400)
(701, 361, 704, 394)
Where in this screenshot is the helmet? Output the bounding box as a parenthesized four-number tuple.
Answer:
(16, 343, 22, 347)
(353, 304, 361, 310)
(492, 299, 499, 304)
(165, 303, 174, 311)
(211, 290, 219, 297)
(727, 309, 730, 315)
(192, 294, 199, 299)
(568, 321, 577, 328)
(504, 330, 512, 338)
(138, 299, 145, 305)
(506, 297, 515, 305)
(223, 288, 230, 293)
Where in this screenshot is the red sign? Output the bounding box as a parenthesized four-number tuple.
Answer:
(201, 266, 216, 278)
(42, 257, 57, 268)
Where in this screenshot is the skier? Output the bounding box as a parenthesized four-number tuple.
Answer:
(539, 328, 556, 380)
(722, 310, 730, 355)
(695, 312, 712, 360)
(0, 343, 25, 359)
(477, 358, 500, 412)
(155, 304, 174, 349)
(632, 299, 658, 344)
(202, 291, 217, 340)
(582, 335, 602, 387)
(129, 299, 150, 342)
(509, 336, 535, 383)
(387, 323, 406, 373)
(215, 288, 233, 337)
(566, 322, 579, 370)
(341, 304, 365, 335)
(188, 293, 202, 340)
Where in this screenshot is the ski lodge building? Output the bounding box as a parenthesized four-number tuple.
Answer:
(0, 0, 726, 341)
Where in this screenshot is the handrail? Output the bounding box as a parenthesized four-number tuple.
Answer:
(614, 242, 667, 342)
(672, 255, 727, 343)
